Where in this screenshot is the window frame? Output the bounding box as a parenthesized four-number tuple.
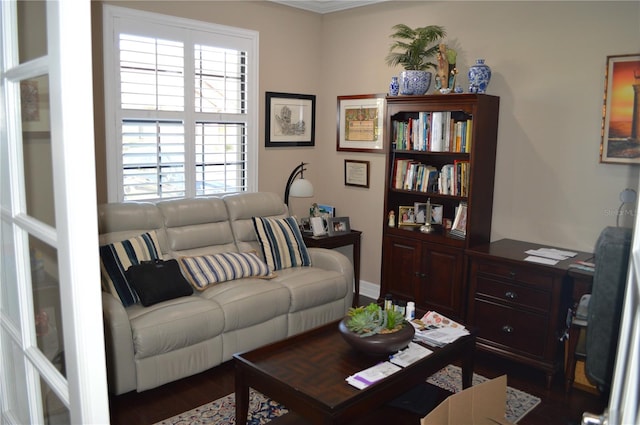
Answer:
(102, 5, 259, 202)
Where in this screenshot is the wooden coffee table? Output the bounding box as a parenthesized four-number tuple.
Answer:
(233, 320, 476, 425)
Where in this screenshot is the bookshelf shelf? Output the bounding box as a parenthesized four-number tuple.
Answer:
(380, 94, 500, 320)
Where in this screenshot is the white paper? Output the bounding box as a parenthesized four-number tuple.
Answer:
(525, 248, 577, 261)
(389, 342, 432, 367)
(524, 255, 558, 265)
(345, 361, 401, 389)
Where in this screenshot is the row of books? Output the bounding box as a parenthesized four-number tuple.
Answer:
(392, 112, 473, 153)
(392, 158, 470, 196)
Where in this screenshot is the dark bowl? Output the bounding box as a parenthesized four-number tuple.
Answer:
(338, 317, 415, 356)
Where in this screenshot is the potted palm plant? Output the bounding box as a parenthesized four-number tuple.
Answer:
(338, 303, 415, 355)
(385, 24, 446, 95)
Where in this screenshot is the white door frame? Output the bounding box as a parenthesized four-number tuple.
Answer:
(0, 1, 109, 423)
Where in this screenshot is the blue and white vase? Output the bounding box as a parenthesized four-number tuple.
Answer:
(400, 70, 432, 95)
(468, 59, 492, 94)
(389, 76, 399, 96)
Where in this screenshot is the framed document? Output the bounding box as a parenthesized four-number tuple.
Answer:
(337, 94, 386, 152)
(344, 159, 370, 188)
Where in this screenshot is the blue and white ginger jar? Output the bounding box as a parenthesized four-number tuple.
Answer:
(468, 59, 491, 94)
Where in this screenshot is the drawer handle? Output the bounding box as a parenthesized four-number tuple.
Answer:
(415, 271, 427, 278)
(505, 291, 518, 300)
(501, 325, 514, 334)
(509, 271, 517, 279)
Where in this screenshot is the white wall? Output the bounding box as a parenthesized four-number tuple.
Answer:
(93, 1, 640, 296)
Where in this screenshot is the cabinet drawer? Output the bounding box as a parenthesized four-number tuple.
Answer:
(475, 276, 551, 312)
(474, 299, 548, 357)
(477, 261, 553, 289)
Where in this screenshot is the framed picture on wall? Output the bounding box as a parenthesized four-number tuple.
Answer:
(599, 53, 640, 164)
(337, 94, 386, 152)
(344, 159, 370, 188)
(265, 92, 316, 147)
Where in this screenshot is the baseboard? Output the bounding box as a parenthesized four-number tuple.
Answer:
(358, 280, 380, 301)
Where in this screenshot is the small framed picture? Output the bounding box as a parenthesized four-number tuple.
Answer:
(327, 217, 351, 236)
(398, 205, 417, 226)
(451, 203, 468, 234)
(310, 216, 327, 236)
(317, 204, 335, 218)
(430, 204, 443, 225)
(344, 159, 370, 188)
(414, 202, 428, 224)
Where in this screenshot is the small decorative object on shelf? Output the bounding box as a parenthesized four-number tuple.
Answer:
(388, 210, 396, 227)
(389, 76, 399, 96)
(468, 59, 492, 93)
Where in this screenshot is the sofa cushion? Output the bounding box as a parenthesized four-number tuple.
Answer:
(125, 259, 193, 306)
(252, 216, 311, 271)
(99, 231, 162, 306)
(126, 296, 225, 360)
(178, 251, 274, 290)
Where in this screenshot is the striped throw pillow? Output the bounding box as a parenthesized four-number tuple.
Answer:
(178, 251, 274, 291)
(252, 216, 311, 271)
(99, 231, 162, 306)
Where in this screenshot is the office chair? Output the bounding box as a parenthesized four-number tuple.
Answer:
(565, 226, 631, 397)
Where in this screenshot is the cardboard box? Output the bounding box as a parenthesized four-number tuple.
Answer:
(421, 375, 513, 425)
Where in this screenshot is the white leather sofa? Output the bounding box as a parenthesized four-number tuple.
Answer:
(98, 192, 353, 395)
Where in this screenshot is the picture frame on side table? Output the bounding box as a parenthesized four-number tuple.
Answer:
(599, 53, 640, 164)
(310, 216, 327, 236)
(337, 94, 386, 152)
(265, 92, 316, 147)
(344, 159, 370, 188)
(327, 217, 351, 236)
(317, 204, 335, 218)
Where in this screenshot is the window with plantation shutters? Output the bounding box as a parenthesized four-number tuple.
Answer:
(103, 5, 258, 201)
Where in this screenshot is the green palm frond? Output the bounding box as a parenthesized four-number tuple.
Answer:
(385, 24, 446, 71)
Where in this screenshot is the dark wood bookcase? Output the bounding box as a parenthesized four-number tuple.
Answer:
(380, 94, 500, 320)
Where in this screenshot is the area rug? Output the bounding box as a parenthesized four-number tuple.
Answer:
(155, 364, 541, 425)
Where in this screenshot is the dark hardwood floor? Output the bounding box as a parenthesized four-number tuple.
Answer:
(109, 296, 608, 425)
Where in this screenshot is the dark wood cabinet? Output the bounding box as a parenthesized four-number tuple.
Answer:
(380, 94, 500, 320)
(466, 239, 594, 387)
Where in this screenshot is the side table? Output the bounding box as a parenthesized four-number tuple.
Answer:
(303, 230, 362, 306)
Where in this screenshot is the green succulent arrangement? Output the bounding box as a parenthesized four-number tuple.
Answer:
(385, 24, 447, 71)
(345, 303, 407, 337)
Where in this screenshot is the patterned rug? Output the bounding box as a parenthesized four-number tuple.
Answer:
(155, 364, 540, 425)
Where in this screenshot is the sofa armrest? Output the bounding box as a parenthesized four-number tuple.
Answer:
(102, 291, 137, 395)
(308, 247, 354, 285)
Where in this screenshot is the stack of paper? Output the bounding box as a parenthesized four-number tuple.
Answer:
(414, 326, 469, 347)
(524, 247, 577, 266)
(389, 342, 433, 367)
(345, 361, 401, 390)
(411, 311, 469, 347)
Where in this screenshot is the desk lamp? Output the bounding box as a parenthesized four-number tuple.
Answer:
(284, 162, 314, 206)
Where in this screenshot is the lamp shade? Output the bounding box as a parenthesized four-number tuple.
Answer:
(289, 178, 314, 198)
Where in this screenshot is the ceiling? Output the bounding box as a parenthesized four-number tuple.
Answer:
(269, 0, 388, 14)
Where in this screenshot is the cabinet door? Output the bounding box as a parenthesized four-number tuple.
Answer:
(419, 243, 464, 319)
(381, 235, 421, 301)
